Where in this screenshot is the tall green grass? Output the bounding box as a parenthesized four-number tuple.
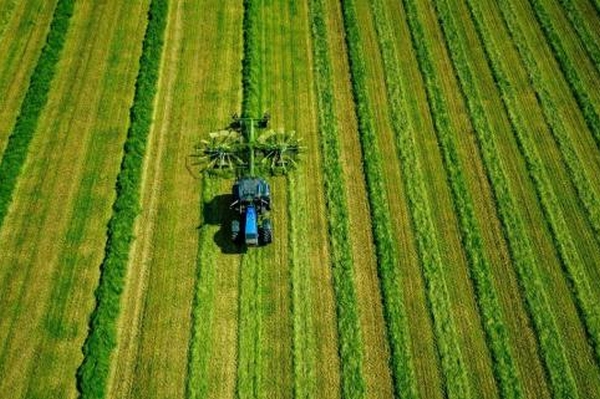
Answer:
(0, 0, 74, 229)
(466, 0, 600, 372)
(394, 0, 524, 397)
(241, 0, 261, 119)
(76, 1, 168, 398)
(442, 0, 580, 397)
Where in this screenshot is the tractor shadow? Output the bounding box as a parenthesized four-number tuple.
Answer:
(202, 193, 247, 255)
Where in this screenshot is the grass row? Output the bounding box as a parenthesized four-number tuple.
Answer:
(528, 0, 600, 150)
(75, 1, 168, 398)
(502, 0, 600, 312)
(309, 0, 367, 397)
(241, 0, 261, 119)
(396, 0, 524, 397)
(0, 0, 74, 229)
(442, 0, 580, 397)
(556, 0, 600, 71)
(496, 0, 600, 244)
(461, 0, 600, 370)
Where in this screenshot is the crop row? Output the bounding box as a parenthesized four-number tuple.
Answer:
(445, 0, 579, 397)
(462, 0, 600, 371)
(76, 1, 168, 398)
(309, 0, 366, 397)
(399, 0, 523, 397)
(496, 0, 600, 244)
(556, 0, 600, 72)
(527, 0, 600, 151)
(0, 0, 74, 228)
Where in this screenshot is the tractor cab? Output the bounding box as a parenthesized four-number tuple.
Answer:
(230, 177, 272, 246)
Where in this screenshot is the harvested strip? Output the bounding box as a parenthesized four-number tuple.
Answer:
(76, 1, 168, 398)
(0, 0, 74, 228)
(393, 0, 523, 397)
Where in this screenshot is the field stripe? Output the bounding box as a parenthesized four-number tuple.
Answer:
(0, 0, 18, 39)
(0, 0, 56, 157)
(380, 0, 523, 397)
(76, 1, 168, 398)
(528, 0, 600, 150)
(555, 0, 600, 71)
(454, 0, 600, 372)
(0, 0, 73, 229)
(420, 0, 582, 396)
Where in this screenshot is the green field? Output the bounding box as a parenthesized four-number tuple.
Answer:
(0, 0, 599, 398)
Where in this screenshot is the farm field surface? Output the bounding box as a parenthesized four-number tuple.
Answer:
(0, 0, 598, 398)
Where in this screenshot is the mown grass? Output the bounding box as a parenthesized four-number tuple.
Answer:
(396, 0, 525, 397)
(309, 0, 367, 397)
(0, 0, 74, 228)
(76, 1, 168, 398)
(439, 0, 580, 397)
(460, 0, 600, 371)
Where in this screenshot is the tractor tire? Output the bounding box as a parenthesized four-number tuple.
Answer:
(261, 228, 272, 245)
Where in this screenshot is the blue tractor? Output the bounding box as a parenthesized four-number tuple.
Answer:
(193, 113, 301, 247)
(231, 177, 272, 246)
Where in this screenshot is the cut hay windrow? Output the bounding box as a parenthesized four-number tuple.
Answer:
(397, 0, 523, 397)
(555, 0, 600, 72)
(0, 0, 74, 229)
(466, 0, 600, 372)
(528, 0, 600, 151)
(442, 0, 580, 397)
(309, 0, 367, 397)
(76, 1, 168, 398)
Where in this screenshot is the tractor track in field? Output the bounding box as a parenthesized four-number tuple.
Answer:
(108, 0, 183, 396)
